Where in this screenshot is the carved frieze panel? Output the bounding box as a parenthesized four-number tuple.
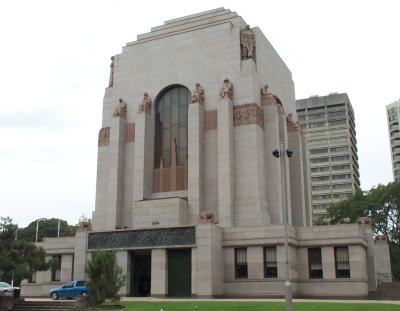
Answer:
(87, 226, 196, 250)
(126, 123, 135, 143)
(233, 103, 264, 128)
(98, 127, 110, 147)
(204, 109, 217, 131)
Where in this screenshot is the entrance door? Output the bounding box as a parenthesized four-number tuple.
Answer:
(167, 249, 191, 297)
(130, 251, 151, 297)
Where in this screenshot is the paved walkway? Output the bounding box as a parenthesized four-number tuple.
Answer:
(23, 297, 400, 305)
(120, 297, 400, 304)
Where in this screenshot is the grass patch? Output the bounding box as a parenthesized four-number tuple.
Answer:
(86, 301, 400, 311)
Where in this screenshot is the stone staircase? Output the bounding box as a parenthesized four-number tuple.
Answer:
(13, 300, 74, 311)
(369, 282, 400, 300)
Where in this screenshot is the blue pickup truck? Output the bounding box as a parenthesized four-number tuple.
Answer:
(49, 281, 88, 300)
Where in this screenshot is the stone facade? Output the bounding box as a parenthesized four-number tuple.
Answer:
(21, 8, 391, 299)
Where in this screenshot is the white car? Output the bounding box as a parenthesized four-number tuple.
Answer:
(0, 282, 20, 297)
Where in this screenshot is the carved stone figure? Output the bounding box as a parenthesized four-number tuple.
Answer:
(240, 25, 256, 60)
(261, 84, 277, 105)
(138, 92, 152, 114)
(98, 127, 110, 146)
(219, 78, 233, 100)
(108, 56, 114, 87)
(287, 113, 299, 129)
(191, 82, 204, 104)
(199, 212, 215, 224)
(113, 98, 127, 118)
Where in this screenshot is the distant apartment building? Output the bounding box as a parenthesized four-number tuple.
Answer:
(296, 93, 360, 221)
(386, 100, 400, 182)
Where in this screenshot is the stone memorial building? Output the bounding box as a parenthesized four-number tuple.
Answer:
(22, 8, 391, 298)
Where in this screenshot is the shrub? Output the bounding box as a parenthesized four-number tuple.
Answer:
(85, 250, 126, 305)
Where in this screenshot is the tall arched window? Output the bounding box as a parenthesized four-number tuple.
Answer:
(153, 85, 189, 192)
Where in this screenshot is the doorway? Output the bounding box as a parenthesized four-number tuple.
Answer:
(130, 251, 151, 297)
(167, 249, 191, 297)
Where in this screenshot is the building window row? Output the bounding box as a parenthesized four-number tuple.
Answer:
(235, 247, 278, 279)
(328, 119, 347, 126)
(312, 203, 332, 210)
(328, 110, 346, 118)
(234, 246, 351, 280)
(308, 247, 350, 279)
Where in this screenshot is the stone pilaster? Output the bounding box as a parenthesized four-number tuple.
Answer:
(359, 217, 377, 290)
(133, 110, 153, 202)
(321, 246, 335, 279)
(188, 102, 204, 224)
(106, 115, 126, 230)
(287, 127, 307, 226)
(195, 223, 223, 297)
(217, 98, 234, 227)
(278, 112, 292, 225)
(151, 249, 167, 297)
(301, 133, 313, 226)
(263, 103, 284, 224)
(116, 251, 129, 295)
(73, 231, 88, 281)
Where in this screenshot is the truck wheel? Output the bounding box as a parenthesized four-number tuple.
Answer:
(51, 292, 59, 300)
(81, 292, 88, 296)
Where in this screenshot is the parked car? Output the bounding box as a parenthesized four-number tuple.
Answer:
(49, 281, 88, 300)
(0, 282, 20, 298)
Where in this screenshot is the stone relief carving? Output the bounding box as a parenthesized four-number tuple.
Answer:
(112, 98, 127, 118)
(204, 109, 218, 131)
(191, 82, 204, 104)
(108, 56, 114, 87)
(199, 212, 215, 224)
(240, 25, 256, 60)
(219, 78, 233, 100)
(287, 113, 300, 130)
(233, 103, 264, 128)
(261, 85, 284, 113)
(98, 127, 110, 147)
(126, 123, 135, 143)
(374, 235, 387, 242)
(138, 92, 152, 114)
(261, 85, 277, 105)
(88, 226, 196, 250)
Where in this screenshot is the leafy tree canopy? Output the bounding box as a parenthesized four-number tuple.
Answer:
(17, 218, 77, 242)
(327, 182, 400, 279)
(0, 217, 47, 286)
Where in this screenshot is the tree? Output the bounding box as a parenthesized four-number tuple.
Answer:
(85, 250, 126, 305)
(17, 218, 77, 242)
(0, 217, 48, 286)
(327, 182, 400, 280)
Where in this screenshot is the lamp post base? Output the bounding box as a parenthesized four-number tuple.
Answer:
(284, 281, 293, 311)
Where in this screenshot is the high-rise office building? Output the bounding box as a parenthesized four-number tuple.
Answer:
(386, 100, 400, 182)
(296, 93, 360, 221)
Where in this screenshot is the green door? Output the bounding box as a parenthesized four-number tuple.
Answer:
(168, 249, 191, 297)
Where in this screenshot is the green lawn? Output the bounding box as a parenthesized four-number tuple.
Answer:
(92, 301, 400, 311)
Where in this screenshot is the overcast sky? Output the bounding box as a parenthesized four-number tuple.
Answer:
(1, 0, 399, 227)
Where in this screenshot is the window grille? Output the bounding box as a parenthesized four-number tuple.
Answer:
(264, 247, 278, 278)
(335, 247, 350, 278)
(308, 248, 323, 279)
(235, 248, 248, 279)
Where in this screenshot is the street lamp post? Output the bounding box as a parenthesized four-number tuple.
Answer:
(57, 218, 61, 238)
(273, 142, 293, 311)
(35, 218, 46, 243)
